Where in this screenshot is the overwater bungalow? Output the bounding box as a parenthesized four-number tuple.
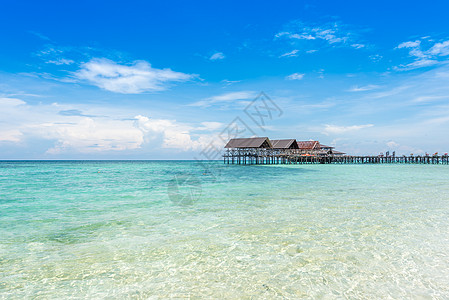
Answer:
(295, 141, 345, 156)
(223, 138, 447, 165)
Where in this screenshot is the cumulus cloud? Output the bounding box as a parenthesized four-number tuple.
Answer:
(0, 96, 221, 154)
(323, 124, 374, 135)
(134, 115, 220, 151)
(74, 58, 194, 94)
(39, 118, 144, 154)
(209, 52, 225, 60)
(286, 73, 305, 80)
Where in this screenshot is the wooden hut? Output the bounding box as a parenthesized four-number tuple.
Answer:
(296, 141, 321, 155)
(224, 137, 272, 149)
(224, 137, 274, 164)
(270, 139, 299, 149)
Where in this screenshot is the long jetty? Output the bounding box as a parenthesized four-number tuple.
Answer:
(223, 137, 448, 165)
(223, 152, 449, 165)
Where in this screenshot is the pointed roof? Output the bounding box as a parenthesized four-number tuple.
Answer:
(296, 140, 321, 150)
(271, 139, 299, 149)
(224, 137, 272, 148)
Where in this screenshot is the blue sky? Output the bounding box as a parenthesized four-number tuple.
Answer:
(1, 0, 449, 159)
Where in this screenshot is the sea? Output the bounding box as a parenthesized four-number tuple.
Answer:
(1, 161, 448, 299)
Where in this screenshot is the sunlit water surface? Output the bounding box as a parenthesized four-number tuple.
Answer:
(1, 161, 448, 298)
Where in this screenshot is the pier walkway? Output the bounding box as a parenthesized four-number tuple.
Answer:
(223, 153, 449, 165)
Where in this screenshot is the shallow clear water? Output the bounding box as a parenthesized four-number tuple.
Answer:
(1, 161, 448, 299)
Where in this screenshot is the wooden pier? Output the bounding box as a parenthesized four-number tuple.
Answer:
(223, 137, 449, 165)
(223, 151, 449, 165)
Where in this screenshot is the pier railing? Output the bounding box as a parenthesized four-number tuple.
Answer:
(223, 149, 449, 165)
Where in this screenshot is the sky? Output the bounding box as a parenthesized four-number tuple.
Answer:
(1, 0, 449, 159)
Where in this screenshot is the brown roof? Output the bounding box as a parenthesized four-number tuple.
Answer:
(331, 150, 346, 155)
(271, 139, 299, 149)
(224, 137, 272, 148)
(296, 141, 320, 150)
(319, 144, 334, 149)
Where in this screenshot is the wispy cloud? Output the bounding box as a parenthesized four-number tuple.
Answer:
(220, 79, 241, 86)
(46, 58, 74, 65)
(209, 52, 225, 60)
(279, 49, 299, 57)
(369, 54, 383, 62)
(189, 91, 256, 107)
(74, 58, 195, 94)
(0, 97, 26, 106)
(348, 85, 380, 92)
(275, 21, 365, 49)
(286, 73, 305, 80)
(395, 38, 449, 70)
(428, 40, 449, 56)
(351, 43, 365, 49)
(28, 31, 51, 41)
(323, 124, 374, 135)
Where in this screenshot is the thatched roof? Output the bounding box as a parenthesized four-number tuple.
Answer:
(271, 139, 299, 149)
(224, 137, 272, 148)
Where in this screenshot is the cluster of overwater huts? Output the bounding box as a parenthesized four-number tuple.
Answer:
(224, 137, 346, 156)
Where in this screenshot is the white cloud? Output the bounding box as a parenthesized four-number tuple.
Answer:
(279, 49, 299, 57)
(0, 130, 23, 142)
(74, 58, 194, 94)
(197, 122, 223, 131)
(39, 118, 144, 154)
(46, 58, 75, 65)
(348, 85, 380, 92)
(0, 97, 26, 106)
(210, 52, 225, 60)
(351, 44, 365, 49)
(397, 40, 421, 49)
(386, 141, 399, 148)
(189, 91, 256, 107)
(411, 95, 449, 103)
(323, 124, 374, 135)
(428, 41, 449, 56)
(369, 54, 383, 62)
(395, 59, 438, 71)
(286, 73, 305, 80)
(220, 79, 241, 86)
(395, 38, 449, 70)
(135, 115, 220, 151)
(0, 96, 222, 154)
(275, 21, 363, 49)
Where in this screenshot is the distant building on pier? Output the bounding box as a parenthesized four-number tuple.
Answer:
(224, 137, 345, 157)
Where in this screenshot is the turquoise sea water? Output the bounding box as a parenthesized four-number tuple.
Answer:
(1, 161, 449, 299)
